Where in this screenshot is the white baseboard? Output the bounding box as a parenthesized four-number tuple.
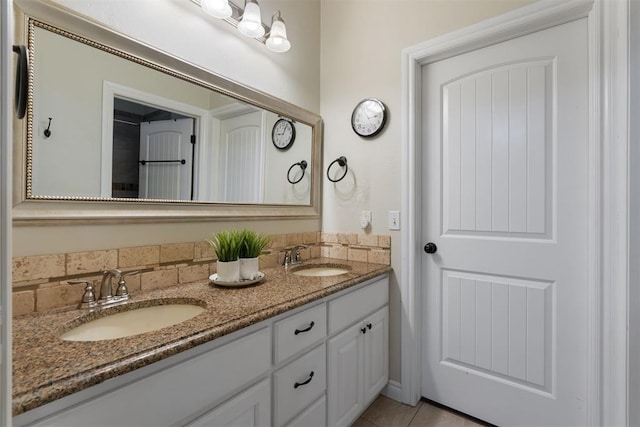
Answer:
(381, 380, 403, 403)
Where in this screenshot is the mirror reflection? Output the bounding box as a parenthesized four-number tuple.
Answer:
(29, 24, 313, 205)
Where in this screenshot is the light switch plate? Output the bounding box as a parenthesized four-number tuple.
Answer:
(388, 211, 400, 230)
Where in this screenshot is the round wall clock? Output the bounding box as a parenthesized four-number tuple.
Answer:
(351, 98, 387, 137)
(272, 118, 296, 150)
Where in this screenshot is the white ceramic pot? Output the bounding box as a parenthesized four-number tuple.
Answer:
(239, 257, 260, 280)
(216, 259, 240, 282)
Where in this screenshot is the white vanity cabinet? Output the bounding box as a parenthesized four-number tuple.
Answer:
(327, 280, 389, 427)
(14, 274, 389, 427)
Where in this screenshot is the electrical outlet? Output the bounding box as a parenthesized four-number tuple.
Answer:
(388, 211, 400, 230)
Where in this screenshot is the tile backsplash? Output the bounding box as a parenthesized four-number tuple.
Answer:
(12, 232, 391, 317)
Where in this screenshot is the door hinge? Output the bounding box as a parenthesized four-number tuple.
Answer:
(190, 134, 196, 145)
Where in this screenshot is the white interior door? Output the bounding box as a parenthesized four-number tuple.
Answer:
(421, 18, 589, 426)
(218, 111, 265, 203)
(139, 118, 193, 200)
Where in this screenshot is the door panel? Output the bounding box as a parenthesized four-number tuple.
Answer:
(139, 118, 193, 200)
(421, 18, 588, 426)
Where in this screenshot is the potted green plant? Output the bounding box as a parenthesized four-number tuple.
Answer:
(207, 230, 242, 282)
(239, 230, 270, 280)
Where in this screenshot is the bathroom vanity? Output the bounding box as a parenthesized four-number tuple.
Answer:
(12, 260, 390, 427)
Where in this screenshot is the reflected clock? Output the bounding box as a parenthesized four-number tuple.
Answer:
(272, 118, 296, 150)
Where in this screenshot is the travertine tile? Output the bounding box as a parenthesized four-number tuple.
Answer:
(13, 291, 35, 317)
(360, 395, 420, 427)
(66, 250, 118, 276)
(321, 232, 338, 244)
(260, 253, 278, 269)
(194, 241, 216, 260)
(269, 234, 287, 249)
(119, 245, 160, 268)
(13, 254, 65, 282)
(358, 234, 380, 247)
(348, 248, 369, 263)
(302, 232, 318, 244)
(348, 233, 359, 245)
(160, 243, 194, 264)
(329, 245, 348, 260)
(379, 235, 391, 249)
(320, 246, 331, 258)
(140, 269, 178, 291)
(337, 233, 350, 244)
(179, 264, 210, 284)
(36, 282, 85, 311)
(369, 249, 391, 265)
(310, 245, 321, 259)
(286, 233, 303, 246)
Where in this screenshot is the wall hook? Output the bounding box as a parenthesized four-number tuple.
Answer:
(44, 118, 52, 138)
(326, 156, 348, 183)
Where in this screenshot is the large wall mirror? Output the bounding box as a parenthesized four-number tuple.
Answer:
(13, 1, 322, 223)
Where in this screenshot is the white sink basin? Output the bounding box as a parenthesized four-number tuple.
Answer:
(291, 265, 351, 277)
(59, 303, 206, 342)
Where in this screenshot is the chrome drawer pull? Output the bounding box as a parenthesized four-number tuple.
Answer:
(294, 371, 314, 389)
(294, 321, 315, 335)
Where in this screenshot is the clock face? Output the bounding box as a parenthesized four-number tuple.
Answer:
(272, 119, 296, 150)
(351, 98, 387, 137)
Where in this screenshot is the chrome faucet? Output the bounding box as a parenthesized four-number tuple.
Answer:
(69, 269, 139, 309)
(100, 269, 122, 301)
(291, 245, 308, 264)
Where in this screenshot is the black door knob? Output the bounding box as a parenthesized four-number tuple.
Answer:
(424, 242, 437, 254)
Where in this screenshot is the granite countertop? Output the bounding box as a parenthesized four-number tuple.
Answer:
(12, 258, 392, 416)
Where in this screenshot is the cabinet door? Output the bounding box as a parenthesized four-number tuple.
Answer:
(363, 306, 389, 405)
(186, 379, 270, 427)
(327, 325, 363, 427)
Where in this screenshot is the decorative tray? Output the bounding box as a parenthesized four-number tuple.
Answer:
(209, 272, 265, 288)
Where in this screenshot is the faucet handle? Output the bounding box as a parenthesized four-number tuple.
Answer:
(115, 271, 139, 297)
(68, 280, 97, 309)
(280, 250, 291, 266)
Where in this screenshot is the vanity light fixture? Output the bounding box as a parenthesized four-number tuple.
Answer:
(194, 0, 291, 52)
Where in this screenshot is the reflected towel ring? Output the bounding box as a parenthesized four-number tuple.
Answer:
(287, 160, 308, 184)
(326, 156, 348, 183)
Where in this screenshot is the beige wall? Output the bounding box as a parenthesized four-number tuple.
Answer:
(319, 0, 535, 386)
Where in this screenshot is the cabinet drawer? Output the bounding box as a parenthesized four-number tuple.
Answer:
(30, 327, 271, 427)
(274, 303, 326, 364)
(273, 343, 326, 427)
(285, 395, 326, 427)
(328, 276, 388, 334)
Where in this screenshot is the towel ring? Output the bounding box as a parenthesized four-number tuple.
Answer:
(287, 160, 308, 184)
(326, 156, 348, 183)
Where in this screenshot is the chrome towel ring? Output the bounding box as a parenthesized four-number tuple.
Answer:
(326, 156, 348, 183)
(287, 160, 308, 184)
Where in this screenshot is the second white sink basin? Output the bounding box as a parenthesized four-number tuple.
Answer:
(291, 265, 351, 277)
(60, 302, 206, 342)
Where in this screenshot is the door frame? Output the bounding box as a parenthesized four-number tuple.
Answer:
(399, 0, 630, 425)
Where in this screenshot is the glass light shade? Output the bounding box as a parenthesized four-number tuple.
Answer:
(266, 17, 291, 52)
(238, 1, 265, 38)
(201, 0, 232, 19)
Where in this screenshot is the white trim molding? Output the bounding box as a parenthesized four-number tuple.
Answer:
(400, 0, 629, 424)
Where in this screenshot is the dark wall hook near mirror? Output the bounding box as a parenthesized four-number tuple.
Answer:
(43, 117, 52, 138)
(287, 160, 307, 184)
(327, 156, 348, 183)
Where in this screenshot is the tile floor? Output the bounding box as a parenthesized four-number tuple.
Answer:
(353, 395, 488, 427)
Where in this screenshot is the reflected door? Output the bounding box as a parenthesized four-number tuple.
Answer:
(139, 118, 194, 200)
(219, 111, 265, 203)
(421, 19, 589, 425)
